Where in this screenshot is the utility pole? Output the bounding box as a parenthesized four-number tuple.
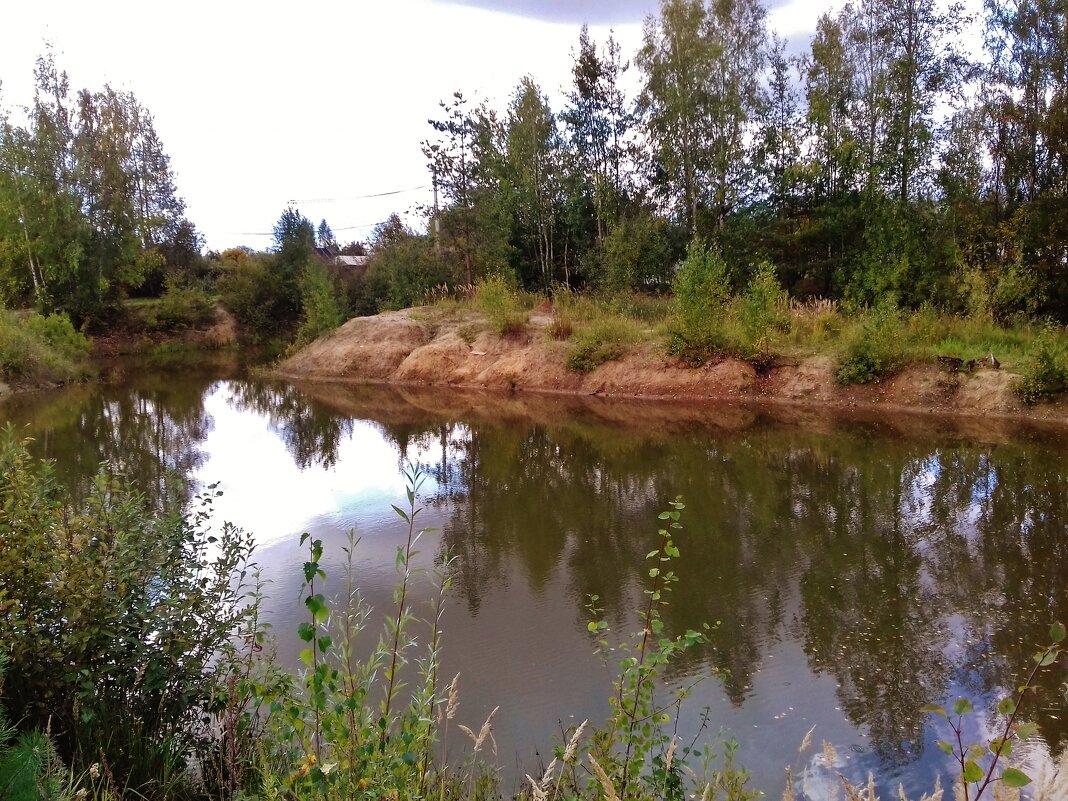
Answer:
(432, 165, 441, 250)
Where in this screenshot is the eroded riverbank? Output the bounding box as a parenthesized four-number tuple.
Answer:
(276, 308, 1068, 426)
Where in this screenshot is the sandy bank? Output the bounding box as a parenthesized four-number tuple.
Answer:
(274, 308, 1068, 426)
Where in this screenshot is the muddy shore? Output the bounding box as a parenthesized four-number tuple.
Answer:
(274, 308, 1068, 426)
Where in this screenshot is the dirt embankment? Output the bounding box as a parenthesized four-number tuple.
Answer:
(91, 304, 239, 357)
(275, 308, 1068, 425)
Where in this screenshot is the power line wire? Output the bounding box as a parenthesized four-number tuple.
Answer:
(287, 184, 428, 205)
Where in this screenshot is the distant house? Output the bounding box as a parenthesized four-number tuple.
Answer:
(314, 246, 370, 278)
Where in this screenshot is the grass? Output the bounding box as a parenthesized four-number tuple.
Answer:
(425, 278, 1068, 401)
(0, 310, 92, 386)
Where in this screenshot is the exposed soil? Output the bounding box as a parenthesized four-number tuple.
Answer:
(275, 307, 1068, 427)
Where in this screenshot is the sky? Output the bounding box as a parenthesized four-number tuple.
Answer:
(0, 0, 841, 252)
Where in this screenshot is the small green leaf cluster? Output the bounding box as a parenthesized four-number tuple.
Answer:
(835, 298, 908, 384)
(921, 622, 1066, 800)
(477, 274, 527, 334)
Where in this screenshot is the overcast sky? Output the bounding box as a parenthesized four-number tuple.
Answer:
(1, 0, 839, 251)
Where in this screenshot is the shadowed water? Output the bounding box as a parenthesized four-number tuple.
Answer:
(3, 360, 1067, 799)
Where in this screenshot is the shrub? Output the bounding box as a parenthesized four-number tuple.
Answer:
(1015, 326, 1068, 403)
(218, 253, 300, 343)
(601, 211, 678, 292)
(669, 241, 732, 362)
(294, 261, 345, 347)
(566, 317, 641, 372)
(739, 261, 789, 362)
(836, 299, 908, 384)
(476, 274, 526, 334)
(0, 311, 91, 385)
(0, 430, 257, 795)
(153, 273, 215, 331)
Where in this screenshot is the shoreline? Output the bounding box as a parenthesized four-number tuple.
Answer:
(275, 308, 1068, 429)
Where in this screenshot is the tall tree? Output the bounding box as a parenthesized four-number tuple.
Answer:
(506, 78, 560, 291)
(561, 25, 631, 244)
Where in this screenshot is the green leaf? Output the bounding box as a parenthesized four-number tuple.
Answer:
(1001, 768, 1031, 788)
(998, 697, 1016, 716)
(303, 561, 318, 583)
(1033, 649, 1057, 667)
(1016, 722, 1040, 741)
(1051, 622, 1066, 643)
(952, 698, 974, 716)
(922, 704, 948, 719)
(937, 740, 954, 755)
(299, 647, 315, 667)
(963, 761, 984, 783)
(318, 635, 333, 652)
(989, 738, 1012, 758)
(297, 622, 315, 642)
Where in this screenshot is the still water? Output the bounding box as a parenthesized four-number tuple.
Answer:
(3, 357, 1067, 799)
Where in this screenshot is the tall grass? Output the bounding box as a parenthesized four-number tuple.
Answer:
(0, 310, 92, 386)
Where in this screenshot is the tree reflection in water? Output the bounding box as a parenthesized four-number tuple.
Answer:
(6, 375, 1067, 784)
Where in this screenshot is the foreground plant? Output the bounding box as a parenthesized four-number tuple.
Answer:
(586, 498, 752, 801)
(248, 464, 456, 801)
(920, 623, 1066, 801)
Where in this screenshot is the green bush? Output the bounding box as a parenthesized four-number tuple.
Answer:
(669, 241, 732, 362)
(739, 261, 790, 361)
(0, 429, 257, 796)
(153, 274, 215, 331)
(218, 253, 299, 344)
(1015, 326, 1068, 403)
(0, 311, 91, 385)
(835, 299, 908, 384)
(566, 316, 641, 372)
(476, 274, 526, 334)
(294, 261, 345, 347)
(601, 211, 678, 292)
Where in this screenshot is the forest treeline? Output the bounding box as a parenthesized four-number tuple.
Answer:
(368, 0, 1068, 323)
(5, 0, 1068, 344)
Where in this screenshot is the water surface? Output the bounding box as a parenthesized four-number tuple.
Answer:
(3, 361, 1067, 799)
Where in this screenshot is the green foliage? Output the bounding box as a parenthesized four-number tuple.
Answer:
(364, 229, 453, 312)
(152, 273, 215, 331)
(669, 241, 732, 361)
(476, 274, 526, 334)
(0, 430, 257, 796)
(294, 261, 345, 347)
(835, 299, 908, 384)
(602, 211, 678, 293)
(0, 310, 91, 385)
(217, 251, 297, 344)
(1015, 326, 1068, 403)
(738, 262, 789, 361)
(566, 316, 642, 372)
(0, 720, 71, 801)
(921, 623, 1066, 800)
(241, 466, 455, 801)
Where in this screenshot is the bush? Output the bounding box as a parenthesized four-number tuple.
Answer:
(1015, 326, 1068, 403)
(217, 253, 300, 344)
(835, 299, 908, 384)
(294, 261, 345, 347)
(601, 211, 678, 292)
(0, 311, 91, 385)
(0, 430, 257, 795)
(566, 316, 641, 372)
(669, 241, 732, 362)
(739, 261, 790, 361)
(476, 274, 526, 334)
(153, 274, 215, 331)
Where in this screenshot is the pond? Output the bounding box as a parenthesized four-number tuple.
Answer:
(3, 357, 1067, 799)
